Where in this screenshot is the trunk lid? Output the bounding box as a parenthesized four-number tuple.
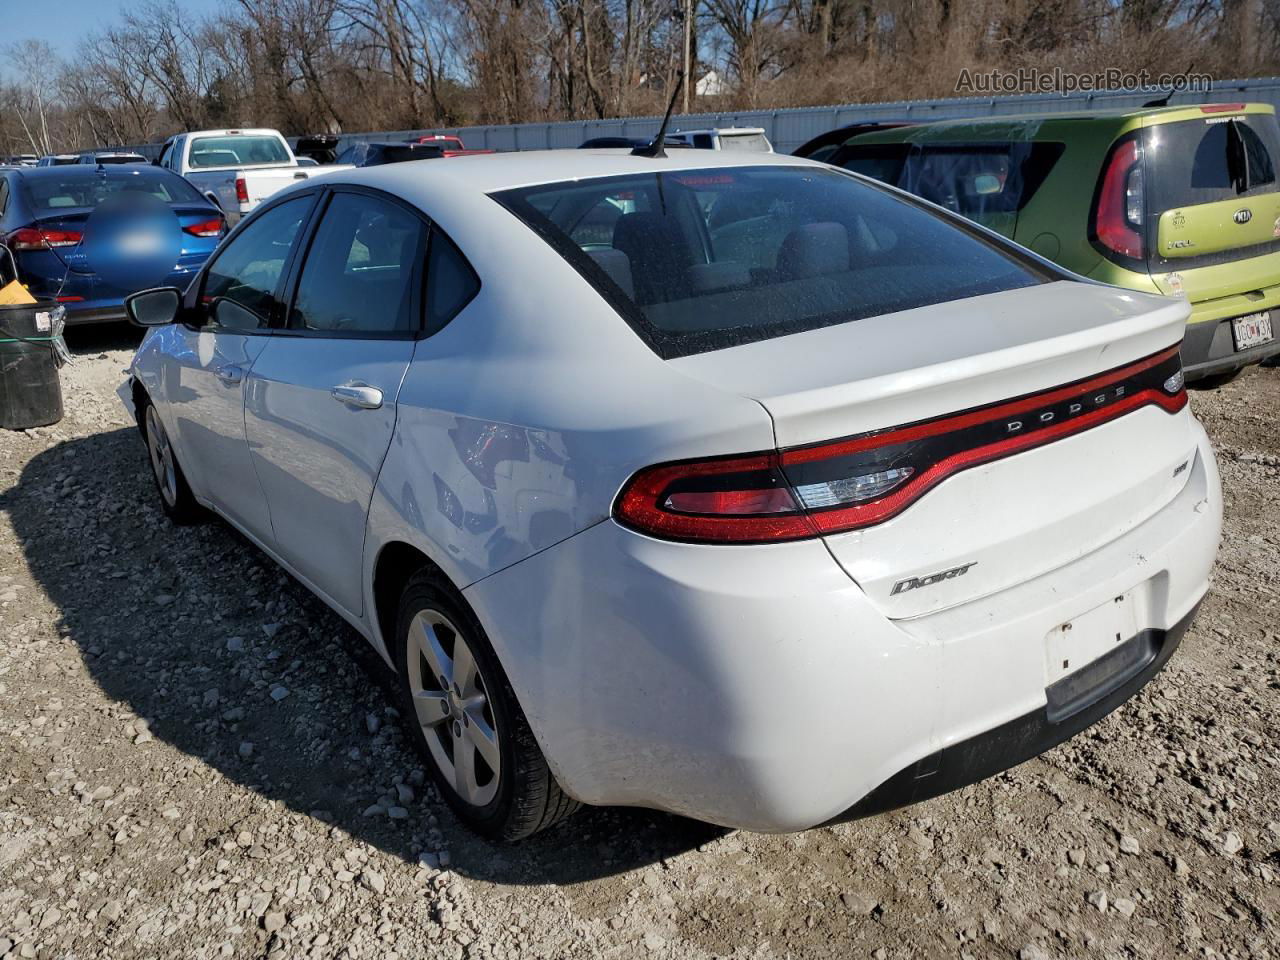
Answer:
(670, 280, 1198, 618)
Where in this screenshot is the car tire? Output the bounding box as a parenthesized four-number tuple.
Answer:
(139, 397, 204, 524)
(394, 570, 580, 841)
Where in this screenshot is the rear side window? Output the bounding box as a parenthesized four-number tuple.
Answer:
(1146, 114, 1280, 210)
(290, 193, 426, 334)
(838, 144, 910, 184)
(425, 229, 481, 333)
(842, 142, 1063, 217)
(493, 166, 1048, 358)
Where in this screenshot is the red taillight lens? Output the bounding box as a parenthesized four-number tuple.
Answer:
(1094, 139, 1144, 260)
(5, 227, 83, 251)
(615, 453, 817, 543)
(183, 217, 225, 238)
(235, 177, 249, 204)
(615, 346, 1187, 544)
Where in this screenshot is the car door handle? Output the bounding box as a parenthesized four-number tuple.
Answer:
(215, 364, 244, 385)
(330, 382, 383, 410)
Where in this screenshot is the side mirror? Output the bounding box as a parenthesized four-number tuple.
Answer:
(972, 174, 1003, 195)
(203, 190, 224, 211)
(125, 287, 181, 327)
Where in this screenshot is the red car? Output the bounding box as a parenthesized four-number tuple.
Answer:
(409, 135, 494, 157)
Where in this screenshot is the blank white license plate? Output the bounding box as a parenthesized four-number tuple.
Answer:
(1044, 590, 1142, 688)
(1232, 311, 1273, 350)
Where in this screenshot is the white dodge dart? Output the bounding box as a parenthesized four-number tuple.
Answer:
(121, 146, 1222, 840)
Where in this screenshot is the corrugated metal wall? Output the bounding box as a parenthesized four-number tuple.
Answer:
(325, 76, 1280, 155)
(115, 76, 1280, 158)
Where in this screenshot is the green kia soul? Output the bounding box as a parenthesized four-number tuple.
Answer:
(831, 103, 1280, 383)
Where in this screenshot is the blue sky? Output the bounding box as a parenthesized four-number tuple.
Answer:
(2, 0, 226, 57)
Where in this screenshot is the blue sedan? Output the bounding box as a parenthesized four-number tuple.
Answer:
(0, 165, 225, 324)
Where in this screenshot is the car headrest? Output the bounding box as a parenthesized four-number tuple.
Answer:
(611, 212, 688, 262)
(776, 222, 850, 280)
(587, 249, 635, 300)
(611, 212, 692, 304)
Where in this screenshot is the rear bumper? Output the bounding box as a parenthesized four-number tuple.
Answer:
(464, 422, 1222, 831)
(835, 602, 1196, 821)
(1182, 314, 1280, 379)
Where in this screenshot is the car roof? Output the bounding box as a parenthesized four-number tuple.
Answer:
(848, 101, 1275, 139)
(12, 164, 170, 179)
(334, 147, 815, 196)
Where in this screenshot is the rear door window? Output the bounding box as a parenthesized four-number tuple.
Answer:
(494, 166, 1049, 358)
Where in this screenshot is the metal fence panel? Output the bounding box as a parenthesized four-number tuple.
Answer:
(110, 76, 1280, 158)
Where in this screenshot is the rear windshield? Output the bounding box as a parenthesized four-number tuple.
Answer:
(719, 133, 771, 153)
(189, 135, 291, 168)
(1146, 114, 1280, 210)
(23, 171, 203, 213)
(493, 165, 1048, 357)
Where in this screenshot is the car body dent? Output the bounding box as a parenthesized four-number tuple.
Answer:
(360, 283, 777, 660)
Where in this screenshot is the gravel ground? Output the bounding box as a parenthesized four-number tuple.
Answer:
(0, 328, 1277, 960)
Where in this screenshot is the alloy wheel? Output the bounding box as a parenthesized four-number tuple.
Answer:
(145, 405, 178, 508)
(407, 609, 502, 807)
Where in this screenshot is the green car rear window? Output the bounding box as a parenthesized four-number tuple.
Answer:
(1146, 114, 1280, 211)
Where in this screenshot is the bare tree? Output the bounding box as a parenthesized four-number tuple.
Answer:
(9, 0, 1280, 153)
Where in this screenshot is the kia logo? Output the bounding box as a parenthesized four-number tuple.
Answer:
(1234, 208, 1253, 224)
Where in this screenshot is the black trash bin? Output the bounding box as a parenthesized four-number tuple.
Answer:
(0, 299, 65, 430)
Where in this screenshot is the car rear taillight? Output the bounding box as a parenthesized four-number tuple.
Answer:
(235, 177, 249, 204)
(615, 346, 1187, 544)
(1094, 139, 1144, 260)
(5, 227, 84, 251)
(183, 217, 225, 238)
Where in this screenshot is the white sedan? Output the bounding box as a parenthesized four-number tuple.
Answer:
(122, 148, 1221, 840)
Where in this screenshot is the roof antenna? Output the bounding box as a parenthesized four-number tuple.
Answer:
(1143, 64, 1191, 108)
(633, 74, 685, 158)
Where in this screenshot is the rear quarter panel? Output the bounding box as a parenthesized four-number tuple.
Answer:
(358, 177, 779, 656)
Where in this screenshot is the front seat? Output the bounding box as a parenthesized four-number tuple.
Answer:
(776, 222, 851, 281)
(611, 212, 693, 305)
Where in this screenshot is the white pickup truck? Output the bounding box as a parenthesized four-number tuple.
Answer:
(156, 128, 351, 224)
